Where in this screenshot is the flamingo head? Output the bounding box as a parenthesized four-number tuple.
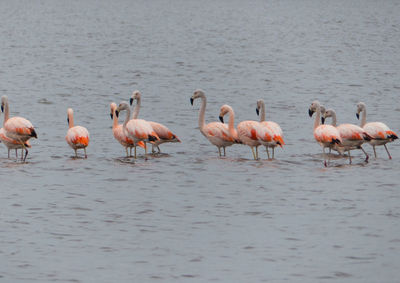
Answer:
(309, 100, 321, 117)
(130, 90, 141, 106)
(322, 108, 335, 125)
(219, 104, 233, 123)
(110, 102, 117, 119)
(0, 95, 7, 112)
(356, 102, 365, 120)
(115, 101, 129, 118)
(256, 99, 264, 116)
(191, 89, 205, 105)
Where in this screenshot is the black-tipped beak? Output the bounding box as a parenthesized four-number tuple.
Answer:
(1, 105, 3, 112)
(356, 113, 359, 120)
(129, 98, 133, 105)
(67, 118, 69, 124)
(219, 116, 224, 123)
(321, 117, 325, 124)
(190, 98, 194, 105)
(308, 109, 314, 117)
(115, 110, 119, 118)
(110, 113, 113, 120)
(256, 108, 259, 116)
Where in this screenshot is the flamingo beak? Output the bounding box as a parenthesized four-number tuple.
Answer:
(110, 113, 113, 119)
(219, 116, 224, 123)
(356, 113, 360, 120)
(130, 98, 133, 105)
(67, 118, 69, 124)
(115, 110, 119, 118)
(321, 117, 325, 124)
(1, 105, 3, 112)
(256, 108, 259, 116)
(190, 98, 194, 105)
(308, 109, 314, 117)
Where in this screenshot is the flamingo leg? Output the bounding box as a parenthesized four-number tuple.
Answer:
(348, 150, 352, 164)
(223, 147, 226, 156)
(265, 146, 270, 159)
(272, 147, 275, 159)
(218, 147, 221, 157)
(359, 146, 369, 162)
(15, 149, 18, 159)
(8, 149, 10, 159)
(152, 144, 156, 154)
(74, 149, 78, 157)
(144, 142, 148, 158)
(125, 147, 129, 157)
(384, 144, 392, 159)
(251, 147, 256, 160)
(373, 145, 377, 158)
(256, 146, 259, 160)
(84, 147, 87, 158)
(23, 148, 28, 162)
(323, 147, 327, 167)
(157, 145, 161, 153)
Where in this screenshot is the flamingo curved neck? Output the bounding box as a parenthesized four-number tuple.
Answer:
(259, 103, 266, 122)
(330, 111, 337, 127)
(360, 108, 366, 127)
(227, 109, 237, 139)
(112, 110, 118, 129)
(198, 95, 206, 133)
(314, 106, 321, 130)
(3, 99, 9, 125)
(132, 96, 141, 119)
(122, 106, 131, 132)
(68, 113, 74, 128)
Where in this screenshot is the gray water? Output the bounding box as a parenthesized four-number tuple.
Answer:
(1, 0, 400, 282)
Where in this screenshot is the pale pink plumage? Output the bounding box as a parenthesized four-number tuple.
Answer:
(256, 99, 284, 159)
(237, 120, 263, 160)
(309, 101, 342, 166)
(65, 108, 89, 158)
(115, 102, 159, 158)
(191, 90, 238, 156)
(130, 91, 181, 153)
(356, 102, 398, 159)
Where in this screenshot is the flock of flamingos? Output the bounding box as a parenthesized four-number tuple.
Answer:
(0, 90, 398, 167)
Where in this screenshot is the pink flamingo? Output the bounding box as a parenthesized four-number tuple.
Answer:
(1, 95, 37, 160)
(322, 108, 371, 163)
(256, 99, 284, 159)
(115, 102, 159, 158)
(309, 101, 342, 167)
(218, 104, 239, 141)
(130, 91, 181, 153)
(356, 102, 398, 159)
(110, 102, 145, 157)
(190, 90, 239, 156)
(65, 108, 90, 158)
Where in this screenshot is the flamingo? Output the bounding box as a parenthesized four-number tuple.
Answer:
(1, 95, 37, 160)
(322, 108, 371, 163)
(309, 101, 342, 167)
(65, 108, 90, 158)
(190, 89, 239, 157)
(115, 102, 159, 158)
(218, 104, 239, 142)
(356, 102, 398, 159)
(110, 102, 145, 157)
(256, 99, 284, 159)
(130, 90, 181, 153)
(0, 127, 31, 161)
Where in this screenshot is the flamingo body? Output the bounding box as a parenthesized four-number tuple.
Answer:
(66, 126, 90, 149)
(130, 90, 180, 153)
(66, 108, 89, 158)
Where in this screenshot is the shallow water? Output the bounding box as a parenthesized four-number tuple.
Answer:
(1, 0, 400, 282)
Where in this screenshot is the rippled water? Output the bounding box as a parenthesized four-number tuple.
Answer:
(1, 0, 400, 282)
